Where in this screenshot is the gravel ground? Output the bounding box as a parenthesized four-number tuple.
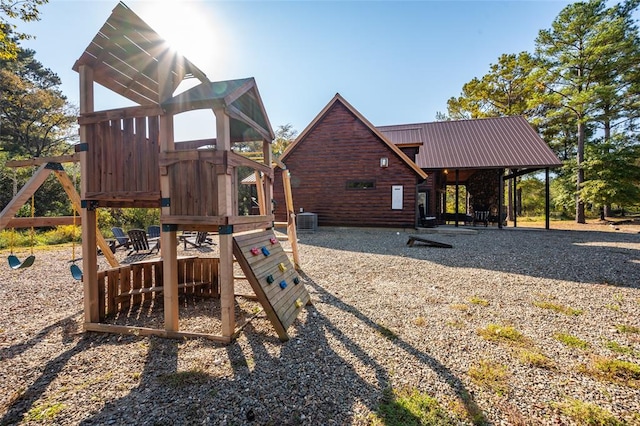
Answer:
(1, 223, 640, 425)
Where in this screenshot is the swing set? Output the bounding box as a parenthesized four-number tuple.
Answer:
(0, 156, 119, 276)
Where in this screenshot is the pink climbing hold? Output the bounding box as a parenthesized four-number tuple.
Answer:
(250, 247, 259, 255)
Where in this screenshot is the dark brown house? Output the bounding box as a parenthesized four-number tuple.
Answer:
(274, 94, 562, 228)
(273, 94, 427, 228)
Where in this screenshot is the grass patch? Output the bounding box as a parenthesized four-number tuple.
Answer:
(615, 324, 640, 334)
(477, 323, 527, 346)
(605, 303, 621, 312)
(554, 397, 624, 426)
(376, 323, 398, 341)
(449, 303, 469, 312)
(468, 360, 510, 396)
(554, 333, 590, 350)
(414, 316, 426, 327)
(605, 340, 635, 356)
(445, 320, 465, 329)
(157, 368, 210, 387)
(533, 300, 583, 316)
(516, 348, 555, 369)
(370, 386, 459, 426)
(469, 296, 489, 307)
(24, 401, 65, 422)
(590, 356, 640, 388)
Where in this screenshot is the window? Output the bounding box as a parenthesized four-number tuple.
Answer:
(346, 180, 375, 190)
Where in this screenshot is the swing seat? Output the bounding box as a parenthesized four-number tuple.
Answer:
(8, 254, 36, 269)
(70, 264, 83, 280)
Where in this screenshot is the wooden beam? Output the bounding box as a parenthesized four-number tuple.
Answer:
(282, 169, 300, 268)
(79, 63, 100, 324)
(77, 105, 165, 125)
(6, 216, 82, 228)
(54, 170, 119, 268)
(0, 164, 52, 231)
(6, 154, 79, 168)
(83, 322, 231, 343)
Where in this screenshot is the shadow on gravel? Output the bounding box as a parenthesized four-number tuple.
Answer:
(299, 228, 640, 288)
(2, 272, 486, 425)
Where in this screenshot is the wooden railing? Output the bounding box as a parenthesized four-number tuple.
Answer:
(97, 257, 219, 319)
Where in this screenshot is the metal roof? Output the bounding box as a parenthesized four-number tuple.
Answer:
(378, 116, 562, 170)
(73, 1, 208, 105)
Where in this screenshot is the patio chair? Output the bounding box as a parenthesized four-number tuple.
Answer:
(473, 210, 489, 227)
(127, 228, 160, 256)
(179, 231, 215, 250)
(110, 227, 131, 252)
(147, 225, 161, 238)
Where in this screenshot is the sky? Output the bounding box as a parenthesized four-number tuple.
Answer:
(18, 0, 573, 141)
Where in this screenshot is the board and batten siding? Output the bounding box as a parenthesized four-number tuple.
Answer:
(274, 102, 420, 227)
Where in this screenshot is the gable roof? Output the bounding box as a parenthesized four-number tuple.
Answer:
(281, 93, 427, 179)
(378, 116, 562, 170)
(73, 1, 209, 105)
(162, 77, 274, 142)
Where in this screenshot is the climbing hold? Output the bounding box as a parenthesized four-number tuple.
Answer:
(295, 299, 303, 308)
(278, 262, 286, 272)
(266, 274, 274, 284)
(279, 280, 287, 289)
(270, 237, 278, 245)
(261, 246, 270, 256)
(251, 247, 260, 256)
(293, 276, 300, 285)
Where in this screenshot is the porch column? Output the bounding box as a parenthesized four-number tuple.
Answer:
(512, 169, 518, 228)
(545, 168, 550, 230)
(454, 169, 460, 227)
(498, 169, 504, 229)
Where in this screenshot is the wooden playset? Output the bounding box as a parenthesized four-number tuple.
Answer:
(2, 2, 309, 343)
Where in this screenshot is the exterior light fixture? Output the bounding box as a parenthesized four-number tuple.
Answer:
(380, 157, 389, 168)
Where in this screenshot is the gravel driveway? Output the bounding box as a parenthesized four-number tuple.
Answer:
(1, 225, 639, 425)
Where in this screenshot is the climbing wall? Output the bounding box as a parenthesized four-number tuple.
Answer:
(233, 229, 310, 341)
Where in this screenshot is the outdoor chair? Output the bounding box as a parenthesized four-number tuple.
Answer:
(127, 228, 160, 256)
(179, 231, 215, 250)
(473, 210, 490, 227)
(110, 227, 131, 252)
(147, 225, 161, 238)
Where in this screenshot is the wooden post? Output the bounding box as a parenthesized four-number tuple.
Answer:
(215, 108, 235, 339)
(159, 114, 178, 332)
(498, 169, 504, 229)
(512, 169, 518, 228)
(454, 169, 460, 227)
(545, 168, 550, 230)
(78, 64, 99, 324)
(282, 169, 300, 268)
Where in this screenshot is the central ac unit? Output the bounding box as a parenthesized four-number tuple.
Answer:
(297, 212, 318, 233)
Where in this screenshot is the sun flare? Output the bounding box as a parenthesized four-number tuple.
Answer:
(136, 1, 226, 75)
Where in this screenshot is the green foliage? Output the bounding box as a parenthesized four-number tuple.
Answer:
(0, 0, 48, 61)
(518, 176, 546, 216)
(468, 360, 510, 396)
(533, 300, 583, 316)
(469, 296, 489, 307)
(106, 208, 159, 232)
(591, 356, 640, 387)
(25, 400, 65, 422)
(615, 324, 640, 334)
(554, 333, 590, 350)
(516, 348, 555, 369)
(272, 123, 297, 157)
(371, 387, 458, 426)
(446, 52, 538, 119)
(604, 340, 635, 356)
(477, 323, 527, 345)
(555, 398, 624, 426)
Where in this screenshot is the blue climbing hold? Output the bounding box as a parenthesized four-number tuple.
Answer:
(261, 246, 270, 256)
(279, 280, 287, 289)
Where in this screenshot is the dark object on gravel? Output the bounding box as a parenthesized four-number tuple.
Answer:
(406, 236, 452, 248)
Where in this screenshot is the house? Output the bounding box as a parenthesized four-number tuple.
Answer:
(274, 94, 562, 228)
(274, 94, 426, 228)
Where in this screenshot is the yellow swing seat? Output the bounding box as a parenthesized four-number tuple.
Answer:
(8, 254, 36, 269)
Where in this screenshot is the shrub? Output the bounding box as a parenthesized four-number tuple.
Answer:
(468, 360, 510, 396)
